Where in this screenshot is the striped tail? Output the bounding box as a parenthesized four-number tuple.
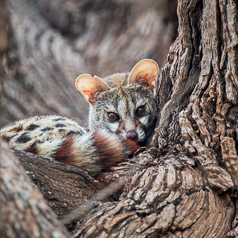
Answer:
(52, 130, 140, 176)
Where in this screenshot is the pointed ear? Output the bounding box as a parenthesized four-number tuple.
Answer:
(75, 74, 110, 104)
(128, 59, 159, 90)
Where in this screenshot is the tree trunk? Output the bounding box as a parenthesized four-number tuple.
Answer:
(1, 0, 238, 237)
(15, 149, 104, 219)
(0, 140, 69, 238)
(71, 0, 238, 236)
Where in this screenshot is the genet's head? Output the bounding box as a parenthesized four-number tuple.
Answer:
(75, 59, 159, 144)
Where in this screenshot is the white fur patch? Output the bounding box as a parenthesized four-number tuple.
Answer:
(107, 122, 119, 133)
(37, 139, 63, 157)
(137, 128, 145, 141)
(139, 116, 149, 126)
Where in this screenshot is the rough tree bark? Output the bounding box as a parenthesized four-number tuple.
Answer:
(0, 140, 69, 237)
(1, 0, 238, 237)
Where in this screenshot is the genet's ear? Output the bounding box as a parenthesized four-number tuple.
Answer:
(75, 74, 110, 104)
(128, 59, 159, 90)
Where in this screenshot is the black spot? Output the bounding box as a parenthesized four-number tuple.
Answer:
(54, 118, 66, 121)
(67, 130, 82, 136)
(41, 127, 52, 132)
(16, 133, 32, 143)
(58, 129, 66, 133)
(55, 123, 66, 127)
(26, 124, 40, 131)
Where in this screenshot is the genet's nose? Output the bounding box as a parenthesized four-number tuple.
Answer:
(126, 130, 138, 142)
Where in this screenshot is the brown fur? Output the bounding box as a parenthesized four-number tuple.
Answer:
(1, 135, 13, 142)
(122, 138, 140, 155)
(92, 131, 124, 169)
(26, 142, 38, 154)
(54, 136, 78, 165)
(9, 125, 23, 132)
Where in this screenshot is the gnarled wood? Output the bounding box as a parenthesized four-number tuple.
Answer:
(15, 150, 103, 218)
(73, 150, 234, 237)
(72, 0, 238, 236)
(0, 140, 69, 238)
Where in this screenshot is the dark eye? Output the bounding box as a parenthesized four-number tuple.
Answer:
(136, 105, 146, 117)
(107, 112, 119, 122)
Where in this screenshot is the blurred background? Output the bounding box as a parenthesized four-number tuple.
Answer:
(0, 0, 177, 128)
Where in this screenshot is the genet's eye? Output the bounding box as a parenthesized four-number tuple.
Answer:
(107, 112, 119, 122)
(136, 105, 146, 117)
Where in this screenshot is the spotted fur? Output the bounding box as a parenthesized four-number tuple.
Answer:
(0, 116, 139, 176)
(0, 59, 159, 175)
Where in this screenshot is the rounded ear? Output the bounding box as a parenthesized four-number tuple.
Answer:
(75, 74, 110, 104)
(128, 59, 159, 90)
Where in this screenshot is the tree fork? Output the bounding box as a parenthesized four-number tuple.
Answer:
(1, 0, 238, 237)
(74, 0, 238, 236)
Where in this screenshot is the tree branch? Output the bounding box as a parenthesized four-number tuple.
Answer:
(0, 140, 69, 237)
